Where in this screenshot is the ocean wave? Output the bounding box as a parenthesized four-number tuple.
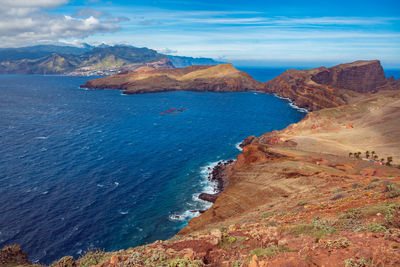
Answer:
(289, 103, 309, 113)
(168, 210, 200, 222)
(34, 136, 49, 140)
(273, 94, 309, 113)
(235, 142, 243, 151)
(119, 211, 129, 215)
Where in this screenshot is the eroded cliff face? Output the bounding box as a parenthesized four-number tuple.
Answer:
(82, 63, 262, 94)
(263, 60, 400, 111)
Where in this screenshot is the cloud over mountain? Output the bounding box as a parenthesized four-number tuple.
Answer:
(0, 0, 120, 47)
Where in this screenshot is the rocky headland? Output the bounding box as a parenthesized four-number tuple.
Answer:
(198, 160, 234, 204)
(4, 60, 400, 267)
(263, 60, 400, 111)
(81, 63, 262, 94)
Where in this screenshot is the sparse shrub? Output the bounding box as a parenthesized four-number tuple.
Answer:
(287, 224, 314, 237)
(288, 217, 335, 239)
(53, 256, 76, 267)
(145, 252, 168, 265)
(386, 184, 400, 198)
(297, 200, 308, 206)
(168, 258, 203, 267)
(352, 183, 362, 189)
(250, 247, 274, 258)
(129, 251, 143, 265)
(383, 203, 400, 228)
(365, 183, 377, 190)
(344, 257, 371, 267)
(219, 233, 245, 249)
(334, 209, 362, 231)
(232, 260, 243, 267)
(263, 220, 279, 227)
(78, 249, 108, 267)
(332, 188, 344, 194)
(331, 193, 347, 201)
(250, 244, 296, 259)
(358, 222, 387, 232)
(324, 237, 352, 249)
(371, 178, 380, 183)
(261, 212, 274, 219)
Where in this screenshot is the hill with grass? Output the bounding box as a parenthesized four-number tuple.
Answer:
(81, 63, 263, 93)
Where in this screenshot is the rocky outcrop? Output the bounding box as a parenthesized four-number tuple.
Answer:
(263, 60, 400, 111)
(198, 160, 233, 203)
(81, 63, 263, 94)
(0, 244, 31, 266)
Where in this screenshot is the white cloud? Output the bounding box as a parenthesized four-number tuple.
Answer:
(1, 0, 68, 8)
(74, 8, 108, 18)
(157, 48, 178, 54)
(0, 0, 121, 47)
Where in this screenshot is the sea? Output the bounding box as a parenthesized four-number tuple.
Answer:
(0, 67, 398, 264)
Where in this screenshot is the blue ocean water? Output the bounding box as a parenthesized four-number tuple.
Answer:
(237, 67, 287, 82)
(0, 71, 303, 264)
(386, 69, 400, 79)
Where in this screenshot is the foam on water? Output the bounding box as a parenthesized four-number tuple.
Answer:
(274, 94, 309, 113)
(34, 136, 49, 140)
(235, 142, 243, 151)
(168, 210, 200, 222)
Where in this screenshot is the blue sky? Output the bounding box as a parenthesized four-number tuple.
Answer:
(1, 0, 400, 67)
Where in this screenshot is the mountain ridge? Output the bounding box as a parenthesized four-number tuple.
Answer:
(0, 45, 221, 75)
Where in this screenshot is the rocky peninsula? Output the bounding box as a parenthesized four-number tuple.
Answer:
(81, 63, 262, 94)
(4, 60, 400, 267)
(263, 60, 400, 111)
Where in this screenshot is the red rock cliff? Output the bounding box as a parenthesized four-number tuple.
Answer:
(263, 60, 399, 111)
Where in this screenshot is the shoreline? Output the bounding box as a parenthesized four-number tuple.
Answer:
(198, 159, 234, 203)
(272, 93, 309, 113)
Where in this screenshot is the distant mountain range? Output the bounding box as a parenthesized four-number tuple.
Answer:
(0, 44, 221, 75)
(168, 55, 223, 68)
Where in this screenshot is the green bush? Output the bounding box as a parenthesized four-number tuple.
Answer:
(287, 217, 335, 239)
(261, 212, 274, 219)
(387, 184, 400, 198)
(78, 249, 108, 267)
(324, 237, 352, 249)
(358, 222, 387, 232)
(297, 200, 308, 206)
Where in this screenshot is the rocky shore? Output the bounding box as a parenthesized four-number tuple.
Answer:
(198, 160, 234, 203)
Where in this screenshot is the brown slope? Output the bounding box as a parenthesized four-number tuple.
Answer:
(262, 60, 400, 111)
(81, 63, 262, 94)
